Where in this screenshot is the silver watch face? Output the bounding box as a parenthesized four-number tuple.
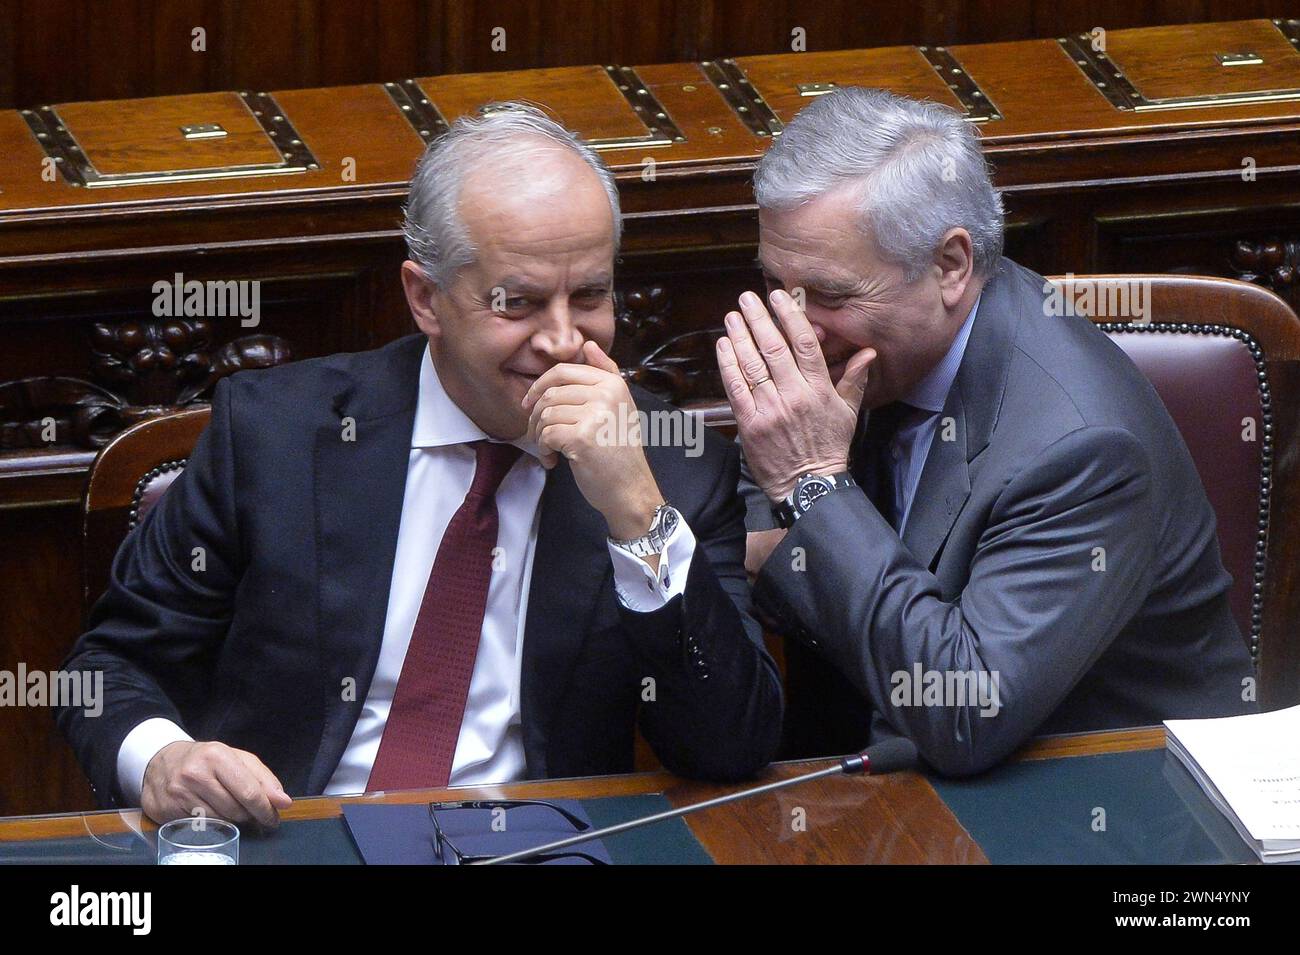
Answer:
(657, 505, 680, 538)
(794, 476, 834, 512)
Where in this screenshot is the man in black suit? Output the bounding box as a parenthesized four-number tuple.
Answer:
(57, 103, 781, 826)
(717, 88, 1253, 775)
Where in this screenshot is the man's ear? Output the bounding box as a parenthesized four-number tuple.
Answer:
(935, 228, 975, 310)
(400, 260, 442, 339)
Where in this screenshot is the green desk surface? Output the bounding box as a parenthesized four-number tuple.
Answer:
(0, 794, 712, 866)
(931, 747, 1260, 864)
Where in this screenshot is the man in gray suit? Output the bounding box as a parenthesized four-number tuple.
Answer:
(718, 87, 1254, 776)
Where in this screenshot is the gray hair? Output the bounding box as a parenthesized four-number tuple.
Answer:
(754, 87, 1004, 280)
(402, 102, 622, 286)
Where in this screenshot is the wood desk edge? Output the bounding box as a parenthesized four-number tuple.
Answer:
(0, 726, 1164, 843)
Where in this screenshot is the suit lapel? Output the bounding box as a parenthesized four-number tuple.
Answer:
(903, 388, 971, 569)
(901, 260, 1023, 569)
(306, 335, 425, 793)
(520, 460, 613, 777)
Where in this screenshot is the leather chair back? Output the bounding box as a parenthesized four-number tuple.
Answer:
(81, 406, 211, 623)
(1045, 275, 1298, 692)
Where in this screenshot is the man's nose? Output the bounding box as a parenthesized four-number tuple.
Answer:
(532, 303, 584, 361)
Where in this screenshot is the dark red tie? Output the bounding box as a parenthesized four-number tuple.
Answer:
(367, 440, 523, 791)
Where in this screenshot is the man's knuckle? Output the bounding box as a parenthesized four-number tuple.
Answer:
(176, 766, 203, 788)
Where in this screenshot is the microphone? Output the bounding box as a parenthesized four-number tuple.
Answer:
(474, 737, 919, 865)
(837, 736, 919, 775)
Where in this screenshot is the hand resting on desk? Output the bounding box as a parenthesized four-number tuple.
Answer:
(143, 740, 293, 828)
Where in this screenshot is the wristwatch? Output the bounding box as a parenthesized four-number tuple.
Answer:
(608, 503, 681, 558)
(772, 472, 857, 529)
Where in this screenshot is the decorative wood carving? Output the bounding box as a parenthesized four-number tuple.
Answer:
(89, 318, 216, 406)
(1230, 238, 1300, 309)
(614, 283, 724, 405)
(0, 323, 292, 451)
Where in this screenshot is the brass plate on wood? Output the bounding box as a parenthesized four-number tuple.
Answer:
(1059, 19, 1300, 111)
(797, 82, 838, 97)
(699, 59, 784, 137)
(21, 91, 318, 188)
(599, 65, 686, 148)
(916, 46, 1003, 122)
(706, 45, 1000, 137)
(383, 79, 451, 141)
(404, 65, 684, 151)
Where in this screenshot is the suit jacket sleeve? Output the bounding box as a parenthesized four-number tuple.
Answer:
(54, 377, 244, 806)
(619, 441, 783, 781)
(737, 439, 779, 532)
(755, 425, 1157, 776)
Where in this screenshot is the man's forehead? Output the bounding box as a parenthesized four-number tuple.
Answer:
(757, 249, 860, 288)
(478, 267, 612, 293)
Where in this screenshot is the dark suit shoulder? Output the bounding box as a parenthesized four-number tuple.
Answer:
(987, 260, 1226, 605)
(220, 334, 425, 422)
(1004, 269, 1172, 432)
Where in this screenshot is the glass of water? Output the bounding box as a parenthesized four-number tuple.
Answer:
(157, 818, 239, 865)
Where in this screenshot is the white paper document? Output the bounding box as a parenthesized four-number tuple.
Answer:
(1165, 704, 1300, 863)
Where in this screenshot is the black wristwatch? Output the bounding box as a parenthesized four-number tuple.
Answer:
(772, 472, 857, 529)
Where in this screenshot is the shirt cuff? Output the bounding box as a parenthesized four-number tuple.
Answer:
(117, 717, 194, 807)
(608, 515, 697, 612)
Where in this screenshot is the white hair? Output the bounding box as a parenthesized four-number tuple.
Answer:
(402, 102, 622, 286)
(753, 87, 1004, 280)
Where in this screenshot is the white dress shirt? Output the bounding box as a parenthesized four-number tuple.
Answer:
(116, 344, 697, 803)
(888, 295, 980, 535)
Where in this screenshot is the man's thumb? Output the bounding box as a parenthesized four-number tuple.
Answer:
(835, 347, 876, 414)
(584, 340, 620, 374)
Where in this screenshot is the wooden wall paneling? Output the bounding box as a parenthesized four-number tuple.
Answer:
(1090, 180, 1300, 311)
(0, 504, 94, 816)
(1, 2, 1296, 109)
